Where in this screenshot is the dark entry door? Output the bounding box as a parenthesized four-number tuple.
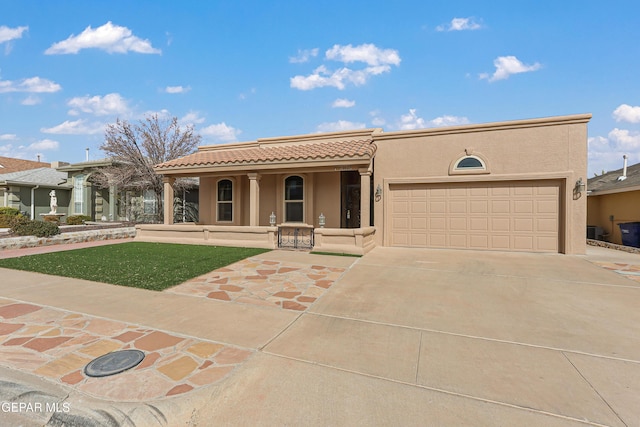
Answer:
(341, 171, 360, 228)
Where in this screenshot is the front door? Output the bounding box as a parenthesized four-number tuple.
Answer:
(341, 171, 360, 228)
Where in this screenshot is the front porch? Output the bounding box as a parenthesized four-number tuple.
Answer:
(144, 129, 380, 255)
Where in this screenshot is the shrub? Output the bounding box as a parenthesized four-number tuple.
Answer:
(0, 207, 20, 216)
(66, 215, 93, 225)
(11, 219, 60, 238)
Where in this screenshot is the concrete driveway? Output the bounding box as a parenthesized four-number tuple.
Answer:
(1, 245, 639, 426)
(200, 247, 640, 426)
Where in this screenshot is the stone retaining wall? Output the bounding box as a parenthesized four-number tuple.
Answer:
(587, 239, 640, 254)
(0, 227, 136, 250)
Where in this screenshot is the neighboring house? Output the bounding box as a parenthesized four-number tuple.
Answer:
(0, 164, 72, 219)
(57, 158, 200, 223)
(0, 157, 199, 223)
(587, 157, 640, 245)
(0, 156, 50, 174)
(0, 156, 51, 207)
(57, 159, 119, 221)
(138, 114, 591, 255)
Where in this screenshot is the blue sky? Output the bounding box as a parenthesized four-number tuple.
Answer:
(1, 1, 639, 177)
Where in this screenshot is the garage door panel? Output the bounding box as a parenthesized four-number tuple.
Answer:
(470, 217, 488, 231)
(514, 200, 534, 214)
(429, 217, 446, 230)
(491, 218, 510, 232)
(537, 200, 558, 214)
(411, 202, 426, 213)
(537, 218, 558, 232)
(389, 180, 560, 253)
(449, 217, 467, 231)
(429, 201, 446, 214)
(491, 200, 510, 213)
(392, 217, 409, 230)
(449, 200, 467, 213)
(514, 218, 534, 232)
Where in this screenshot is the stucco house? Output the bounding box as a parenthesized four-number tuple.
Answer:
(137, 113, 591, 255)
(587, 157, 640, 245)
(0, 164, 72, 219)
(0, 158, 199, 224)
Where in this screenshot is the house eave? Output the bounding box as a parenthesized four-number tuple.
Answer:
(587, 184, 640, 196)
(155, 156, 374, 175)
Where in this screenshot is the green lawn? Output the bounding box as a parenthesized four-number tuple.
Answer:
(0, 242, 269, 291)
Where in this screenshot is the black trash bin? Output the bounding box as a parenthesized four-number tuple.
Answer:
(618, 222, 640, 248)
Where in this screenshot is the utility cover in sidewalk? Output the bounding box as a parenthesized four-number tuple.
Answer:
(84, 349, 145, 377)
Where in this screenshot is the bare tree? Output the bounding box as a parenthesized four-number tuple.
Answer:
(96, 114, 201, 222)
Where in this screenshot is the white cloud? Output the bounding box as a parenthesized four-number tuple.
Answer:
(0, 134, 17, 141)
(588, 129, 640, 176)
(41, 119, 105, 135)
(200, 122, 241, 142)
(21, 95, 42, 105)
(45, 21, 161, 55)
(291, 64, 389, 91)
(180, 111, 206, 125)
(398, 109, 426, 130)
(0, 76, 61, 93)
(436, 17, 482, 32)
(0, 25, 28, 44)
(289, 48, 319, 63)
(608, 128, 640, 150)
(429, 115, 471, 127)
(67, 93, 130, 116)
(394, 109, 470, 130)
(332, 98, 355, 108)
(325, 44, 401, 67)
(165, 85, 190, 94)
(612, 104, 640, 123)
(480, 56, 541, 82)
(291, 43, 400, 91)
(316, 120, 366, 133)
(28, 139, 59, 151)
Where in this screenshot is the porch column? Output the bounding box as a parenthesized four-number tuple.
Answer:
(109, 184, 117, 221)
(359, 169, 371, 227)
(248, 172, 261, 226)
(163, 176, 175, 225)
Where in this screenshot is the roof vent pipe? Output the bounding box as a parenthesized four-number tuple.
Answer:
(86, 148, 89, 162)
(618, 155, 628, 181)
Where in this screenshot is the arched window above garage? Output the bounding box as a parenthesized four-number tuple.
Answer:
(449, 152, 490, 175)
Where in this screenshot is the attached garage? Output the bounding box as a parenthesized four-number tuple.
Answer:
(388, 180, 562, 253)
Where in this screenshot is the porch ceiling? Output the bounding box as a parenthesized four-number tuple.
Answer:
(155, 138, 376, 174)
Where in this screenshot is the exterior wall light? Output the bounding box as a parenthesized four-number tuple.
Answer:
(269, 211, 276, 226)
(575, 178, 586, 193)
(319, 213, 325, 228)
(375, 184, 383, 201)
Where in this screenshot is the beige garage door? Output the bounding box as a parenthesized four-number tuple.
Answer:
(389, 181, 561, 252)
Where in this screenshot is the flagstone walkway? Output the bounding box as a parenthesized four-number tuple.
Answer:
(166, 256, 347, 311)
(590, 260, 640, 283)
(0, 297, 251, 402)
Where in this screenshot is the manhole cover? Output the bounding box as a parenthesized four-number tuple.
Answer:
(84, 349, 145, 377)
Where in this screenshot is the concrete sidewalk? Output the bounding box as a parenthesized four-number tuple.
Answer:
(1, 244, 639, 426)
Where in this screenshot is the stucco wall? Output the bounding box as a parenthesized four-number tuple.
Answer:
(372, 116, 590, 254)
(587, 191, 640, 245)
(313, 172, 340, 229)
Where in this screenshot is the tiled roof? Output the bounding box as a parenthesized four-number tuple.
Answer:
(0, 156, 50, 174)
(0, 168, 70, 187)
(588, 161, 640, 193)
(156, 139, 376, 170)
